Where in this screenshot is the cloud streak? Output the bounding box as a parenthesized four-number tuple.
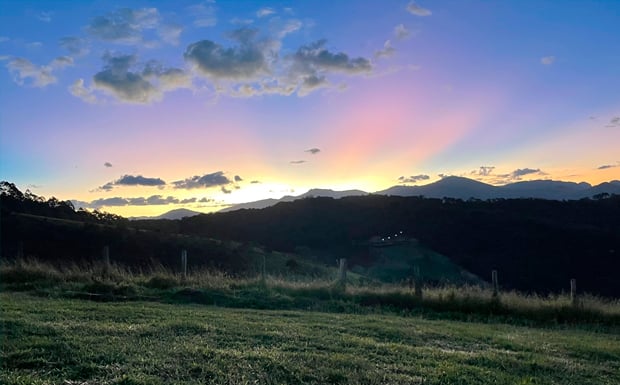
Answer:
(398, 174, 429, 184)
(407, 2, 432, 17)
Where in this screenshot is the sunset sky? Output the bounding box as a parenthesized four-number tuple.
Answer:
(1, 0, 619, 216)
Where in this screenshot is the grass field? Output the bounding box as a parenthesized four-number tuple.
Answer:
(2, 292, 619, 385)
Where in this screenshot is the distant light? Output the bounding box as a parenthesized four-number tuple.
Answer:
(381, 238, 385, 241)
(400, 231, 403, 234)
(388, 237, 391, 240)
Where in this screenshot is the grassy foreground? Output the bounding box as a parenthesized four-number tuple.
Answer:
(2, 292, 619, 385)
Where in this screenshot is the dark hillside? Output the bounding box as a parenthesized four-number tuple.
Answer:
(176, 195, 620, 296)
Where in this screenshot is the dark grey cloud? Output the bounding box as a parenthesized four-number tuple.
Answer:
(99, 174, 166, 191)
(398, 174, 429, 184)
(90, 54, 190, 103)
(180, 197, 197, 204)
(511, 168, 540, 178)
(598, 162, 619, 170)
(234, 175, 243, 182)
(184, 28, 271, 81)
(475, 166, 495, 176)
(407, 2, 432, 16)
(173, 171, 232, 189)
(104, 162, 113, 168)
(291, 39, 372, 75)
(221, 186, 232, 194)
(305, 148, 320, 155)
(605, 117, 620, 127)
(290, 160, 306, 164)
(93, 54, 157, 103)
(250, 180, 261, 184)
(198, 197, 213, 203)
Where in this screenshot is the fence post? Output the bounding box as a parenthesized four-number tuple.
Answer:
(181, 249, 188, 280)
(261, 254, 266, 284)
(492, 270, 499, 298)
(102, 245, 110, 275)
(338, 258, 347, 288)
(414, 265, 422, 299)
(570, 278, 577, 306)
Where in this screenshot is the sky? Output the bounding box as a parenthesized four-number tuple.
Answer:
(1, 0, 619, 217)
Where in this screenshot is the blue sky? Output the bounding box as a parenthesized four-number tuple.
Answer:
(1, 0, 619, 216)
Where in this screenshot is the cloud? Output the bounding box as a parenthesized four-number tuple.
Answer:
(407, 2, 432, 16)
(221, 186, 232, 194)
(234, 175, 243, 182)
(180, 197, 197, 204)
(277, 19, 302, 38)
(598, 162, 619, 170)
(37, 11, 53, 22)
(250, 180, 261, 184)
(88, 195, 180, 208)
(257, 7, 276, 18)
(394, 24, 410, 40)
(475, 166, 495, 176)
(59, 36, 89, 56)
(398, 174, 430, 184)
(184, 29, 272, 81)
(69, 79, 98, 103)
(0, 36, 9, 42)
(187, 4, 217, 27)
(99, 174, 166, 191)
(93, 54, 158, 103)
(6, 58, 57, 87)
(605, 116, 620, 127)
(173, 171, 233, 189)
(305, 148, 321, 155)
(159, 23, 183, 45)
(104, 162, 113, 168)
(374, 40, 395, 59)
(290, 160, 306, 164)
(291, 39, 372, 75)
(511, 168, 541, 178)
(89, 54, 190, 103)
(541, 56, 555, 65)
(87, 8, 162, 45)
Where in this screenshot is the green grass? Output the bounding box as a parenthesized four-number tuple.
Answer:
(2, 292, 619, 384)
(2, 258, 620, 327)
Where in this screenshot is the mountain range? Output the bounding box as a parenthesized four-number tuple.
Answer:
(149, 177, 620, 219)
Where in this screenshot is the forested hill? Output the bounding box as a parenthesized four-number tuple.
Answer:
(2, 180, 620, 296)
(172, 195, 620, 296)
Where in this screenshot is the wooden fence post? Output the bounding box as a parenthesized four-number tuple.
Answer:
(181, 249, 188, 280)
(102, 245, 110, 275)
(492, 270, 499, 298)
(261, 255, 266, 284)
(338, 258, 347, 288)
(414, 265, 422, 299)
(570, 278, 577, 306)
